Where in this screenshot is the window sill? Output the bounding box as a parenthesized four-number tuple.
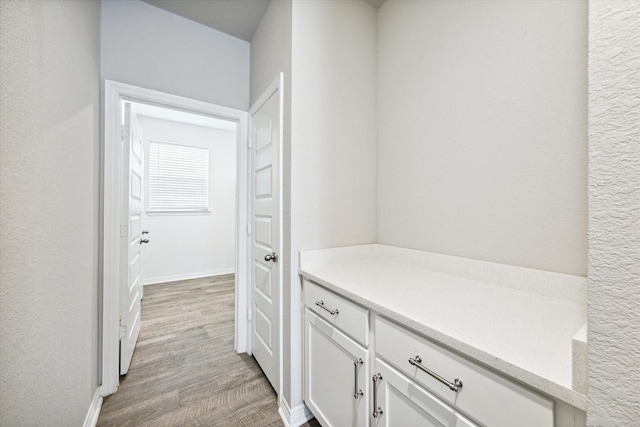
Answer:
(146, 210, 211, 216)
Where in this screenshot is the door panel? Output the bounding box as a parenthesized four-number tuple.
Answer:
(304, 309, 368, 427)
(120, 102, 144, 375)
(250, 81, 281, 393)
(255, 165, 273, 198)
(254, 261, 273, 301)
(254, 216, 273, 248)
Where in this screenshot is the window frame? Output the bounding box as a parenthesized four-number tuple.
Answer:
(146, 139, 211, 214)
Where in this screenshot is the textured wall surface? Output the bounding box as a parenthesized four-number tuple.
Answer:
(0, 1, 101, 424)
(102, 0, 250, 110)
(587, 1, 640, 425)
(250, 0, 294, 404)
(291, 0, 377, 408)
(377, 0, 588, 276)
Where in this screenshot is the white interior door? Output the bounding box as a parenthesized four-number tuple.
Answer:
(120, 102, 145, 375)
(249, 78, 282, 393)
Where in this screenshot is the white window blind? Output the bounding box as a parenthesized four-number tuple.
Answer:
(148, 141, 209, 212)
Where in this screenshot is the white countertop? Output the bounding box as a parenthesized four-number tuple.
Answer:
(299, 245, 587, 410)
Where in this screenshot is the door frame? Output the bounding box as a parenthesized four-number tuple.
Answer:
(101, 80, 249, 396)
(248, 73, 285, 400)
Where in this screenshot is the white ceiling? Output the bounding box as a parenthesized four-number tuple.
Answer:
(142, 0, 386, 42)
(142, 0, 271, 41)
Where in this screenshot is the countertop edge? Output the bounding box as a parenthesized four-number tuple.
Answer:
(299, 267, 587, 411)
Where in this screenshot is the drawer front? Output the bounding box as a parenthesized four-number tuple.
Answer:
(304, 279, 369, 346)
(375, 316, 553, 427)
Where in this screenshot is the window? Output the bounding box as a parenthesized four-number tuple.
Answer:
(148, 141, 209, 212)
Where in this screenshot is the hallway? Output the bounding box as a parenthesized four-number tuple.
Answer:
(97, 275, 318, 426)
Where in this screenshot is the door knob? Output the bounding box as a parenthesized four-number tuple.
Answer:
(142, 230, 150, 235)
(140, 239, 150, 244)
(264, 252, 278, 262)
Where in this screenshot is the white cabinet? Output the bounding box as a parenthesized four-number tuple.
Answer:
(375, 317, 554, 427)
(303, 279, 556, 427)
(372, 358, 477, 427)
(304, 309, 369, 427)
(304, 279, 369, 345)
(304, 280, 370, 427)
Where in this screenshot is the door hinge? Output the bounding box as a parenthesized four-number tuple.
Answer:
(248, 137, 252, 150)
(248, 309, 252, 322)
(121, 125, 130, 140)
(119, 322, 127, 340)
(120, 225, 128, 238)
(247, 223, 252, 235)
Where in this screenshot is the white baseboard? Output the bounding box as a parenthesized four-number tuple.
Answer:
(143, 268, 235, 286)
(83, 388, 103, 427)
(278, 398, 314, 427)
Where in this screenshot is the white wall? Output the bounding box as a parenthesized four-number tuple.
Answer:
(250, 0, 294, 403)
(376, 0, 588, 276)
(250, 0, 378, 409)
(290, 0, 377, 408)
(101, 0, 250, 110)
(587, 1, 640, 424)
(0, 1, 100, 424)
(138, 116, 237, 284)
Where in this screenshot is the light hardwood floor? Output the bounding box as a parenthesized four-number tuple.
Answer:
(97, 275, 320, 427)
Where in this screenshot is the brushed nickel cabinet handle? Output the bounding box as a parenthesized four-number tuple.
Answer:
(372, 373, 383, 418)
(409, 355, 463, 392)
(353, 358, 364, 399)
(314, 300, 339, 316)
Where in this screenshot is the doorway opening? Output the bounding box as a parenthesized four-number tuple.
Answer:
(131, 102, 238, 287)
(101, 81, 249, 396)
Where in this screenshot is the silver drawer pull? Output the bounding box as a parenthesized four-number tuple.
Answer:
(315, 300, 339, 316)
(408, 355, 463, 392)
(353, 358, 364, 399)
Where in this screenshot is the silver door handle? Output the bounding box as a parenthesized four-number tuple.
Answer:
(142, 230, 150, 235)
(140, 239, 149, 244)
(264, 252, 278, 262)
(353, 358, 364, 399)
(372, 373, 383, 418)
(409, 355, 463, 392)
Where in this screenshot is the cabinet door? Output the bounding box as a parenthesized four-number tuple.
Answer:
(373, 359, 477, 427)
(305, 309, 368, 427)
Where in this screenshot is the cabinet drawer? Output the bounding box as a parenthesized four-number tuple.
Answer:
(304, 279, 369, 346)
(375, 316, 553, 427)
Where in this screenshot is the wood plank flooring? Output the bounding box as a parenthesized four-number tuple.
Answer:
(97, 275, 320, 427)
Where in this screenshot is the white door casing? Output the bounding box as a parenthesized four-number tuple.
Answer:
(102, 80, 249, 396)
(249, 74, 283, 395)
(119, 102, 144, 375)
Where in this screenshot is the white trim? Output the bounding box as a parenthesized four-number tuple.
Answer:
(101, 80, 249, 396)
(142, 269, 235, 286)
(82, 388, 103, 427)
(248, 73, 285, 398)
(278, 398, 314, 427)
(145, 210, 211, 216)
